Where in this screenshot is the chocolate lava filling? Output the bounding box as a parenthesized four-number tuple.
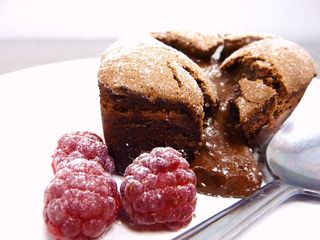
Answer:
(190, 62, 262, 197)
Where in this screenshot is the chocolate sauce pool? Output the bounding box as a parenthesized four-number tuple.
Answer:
(191, 61, 262, 198)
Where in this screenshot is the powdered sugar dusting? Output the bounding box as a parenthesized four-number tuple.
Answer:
(98, 34, 218, 116)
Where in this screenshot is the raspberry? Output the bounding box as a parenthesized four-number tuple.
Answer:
(120, 147, 197, 230)
(52, 131, 114, 174)
(44, 159, 121, 239)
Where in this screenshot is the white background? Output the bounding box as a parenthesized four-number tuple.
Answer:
(0, 0, 320, 42)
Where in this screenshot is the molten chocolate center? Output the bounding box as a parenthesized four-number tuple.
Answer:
(191, 61, 262, 198)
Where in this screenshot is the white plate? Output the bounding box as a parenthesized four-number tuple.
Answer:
(0, 58, 319, 240)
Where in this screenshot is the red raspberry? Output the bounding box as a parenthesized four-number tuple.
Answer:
(44, 159, 121, 239)
(120, 147, 197, 230)
(52, 131, 114, 174)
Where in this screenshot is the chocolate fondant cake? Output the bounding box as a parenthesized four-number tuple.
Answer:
(98, 36, 217, 174)
(98, 32, 316, 197)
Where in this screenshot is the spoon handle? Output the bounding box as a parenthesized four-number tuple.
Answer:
(173, 180, 300, 240)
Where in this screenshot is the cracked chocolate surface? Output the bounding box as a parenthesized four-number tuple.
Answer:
(220, 33, 275, 59)
(152, 30, 223, 59)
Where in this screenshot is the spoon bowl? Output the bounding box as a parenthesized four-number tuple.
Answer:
(267, 80, 320, 191)
(174, 78, 320, 240)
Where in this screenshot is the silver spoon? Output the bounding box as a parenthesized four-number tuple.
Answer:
(174, 78, 320, 240)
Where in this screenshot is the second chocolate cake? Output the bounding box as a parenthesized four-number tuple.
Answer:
(98, 32, 316, 198)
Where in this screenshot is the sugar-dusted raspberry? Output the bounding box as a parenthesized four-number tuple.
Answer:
(52, 131, 114, 174)
(44, 159, 121, 239)
(120, 147, 197, 230)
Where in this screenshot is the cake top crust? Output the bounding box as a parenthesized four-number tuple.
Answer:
(98, 35, 218, 116)
(220, 33, 275, 59)
(151, 30, 223, 58)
